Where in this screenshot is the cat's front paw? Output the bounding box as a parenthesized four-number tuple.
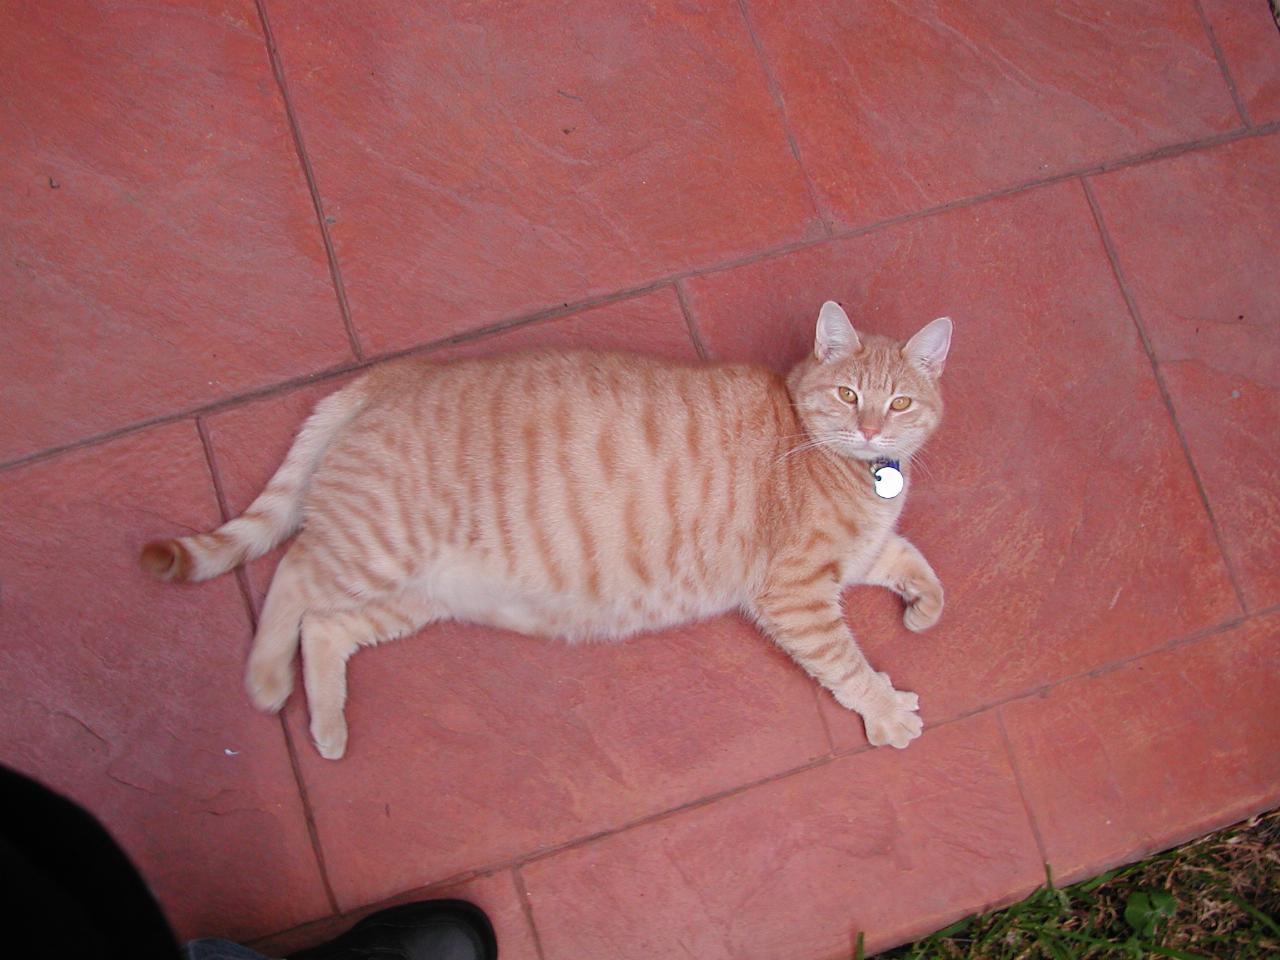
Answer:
(861, 689, 923, 749)
(903, 582, 943, 632)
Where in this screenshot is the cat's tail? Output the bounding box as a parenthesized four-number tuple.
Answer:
(140, 380, 368, 582)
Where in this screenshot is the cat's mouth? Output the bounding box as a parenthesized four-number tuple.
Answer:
(837, 435, 899, 461)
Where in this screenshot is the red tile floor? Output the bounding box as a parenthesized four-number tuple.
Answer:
(2, 2, 1279, 957)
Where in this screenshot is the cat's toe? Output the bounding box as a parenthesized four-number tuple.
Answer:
(312, 719, 348, 761)
(246, 659, 292, 713)
(903, 591, 943, 632)
(864, 697, 923, 749)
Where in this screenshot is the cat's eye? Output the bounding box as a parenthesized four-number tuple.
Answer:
(890, 396, 912, 411)
(837, 386, 857, 405)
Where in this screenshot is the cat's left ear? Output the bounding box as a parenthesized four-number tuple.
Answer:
(902, 316, 953, 378)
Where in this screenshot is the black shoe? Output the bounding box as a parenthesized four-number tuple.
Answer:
(289, 900, 497, 960)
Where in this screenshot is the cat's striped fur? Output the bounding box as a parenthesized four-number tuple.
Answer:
(142, 303, 952, 759)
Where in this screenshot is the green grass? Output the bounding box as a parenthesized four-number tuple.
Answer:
(871, 808, 1279, 959)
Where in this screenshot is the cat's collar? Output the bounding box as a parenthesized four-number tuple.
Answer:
(871, 458, 904, 500)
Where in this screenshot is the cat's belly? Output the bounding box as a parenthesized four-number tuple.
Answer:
(421, 556, 743, 642)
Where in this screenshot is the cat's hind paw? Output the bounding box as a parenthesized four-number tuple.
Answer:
(311, 716, 348, 761)
(246, 657, 293, 714)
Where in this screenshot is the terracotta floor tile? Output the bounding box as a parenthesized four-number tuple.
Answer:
(522, 713, 1042, 960)
(0, 424, 329, 941)
(1158, 362, 1279, 610)
(745, 0, 1240, 229)
(266, 0, 819, 355)
(1201, 0, 1280, 123)
(1089, 134, 1280, 610)
(431, 287, 698, 363)
(1001, 612, 1280, 883)
(288, 614, 828, 910)
(0, 1, 352, 464)
(685, 182, 1240, 747)
(252, 870, 540, 960)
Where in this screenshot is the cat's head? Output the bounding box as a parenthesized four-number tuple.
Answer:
(786, 301, 952, 462)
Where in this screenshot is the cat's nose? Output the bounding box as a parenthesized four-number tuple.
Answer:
(859, 426, 880, 440)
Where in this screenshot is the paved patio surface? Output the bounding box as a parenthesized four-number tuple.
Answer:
(3, 2, 1278, 956)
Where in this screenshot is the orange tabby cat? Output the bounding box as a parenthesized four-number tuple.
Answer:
(142, 302, 952, 760)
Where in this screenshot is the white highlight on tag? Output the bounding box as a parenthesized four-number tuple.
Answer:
(873, 465, 904, 499)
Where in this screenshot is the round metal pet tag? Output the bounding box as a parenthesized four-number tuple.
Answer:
(872, 462, 904, 500)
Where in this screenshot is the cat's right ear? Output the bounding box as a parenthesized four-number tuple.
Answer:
(814, 301, 860, 362)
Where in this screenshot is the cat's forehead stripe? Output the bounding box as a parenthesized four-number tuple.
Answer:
(854, 368, 895, 393)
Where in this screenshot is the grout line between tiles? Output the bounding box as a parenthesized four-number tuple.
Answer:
(1080, 176, 1250, 615)
(278, 709, 342, 914)
(0, 361, 354, 475)
(508, 606, 1268, 870)
(196, 417, 262, 626)
(734, 0, 832, 236)
(673, 279, 709, 360)
(0, 262, 761, 474)
(944, 607, 1259, 727)
(810, 682, 838, 756)
(511, 866, 549, 960)
(995, 709, 1050, 870)
(280, 600, 1261, 904)
(196, 417, 230, 516)
(517, 751, 846, 869)
(1192, 0, 1252, 127)
(0, 279, 705, 475)
(7, 122, 1280, 478)
(1246, 600, 1280, 620)
(197, 415, 341, 914)
(253, 0, 363, 362)
(250, 602, 1280, 949)
(254, 752, 848, 952)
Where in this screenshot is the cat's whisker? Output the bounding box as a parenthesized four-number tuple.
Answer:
(776, 444, 819, 463)
(778, 435, 829, 455)
(776, 434, 845, 463)
(907, 450, 936, 480)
